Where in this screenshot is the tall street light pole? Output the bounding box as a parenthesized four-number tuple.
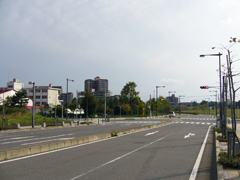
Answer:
(205, 98, 210, 114)
(200, 52, 223, 122)
(66, 78, 74, 121)
(2, 88, 5, 127)
(28, 81, 35, 128)
(179, 95, 185, 116)
(156, 86, 165, 118)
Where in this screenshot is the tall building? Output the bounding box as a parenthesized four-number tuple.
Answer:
(60, 92, 74, 105)
(84, 76, 110, 99)
(166, 94, 178, 105)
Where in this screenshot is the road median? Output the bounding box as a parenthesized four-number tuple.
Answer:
(0, 121, 171, 162)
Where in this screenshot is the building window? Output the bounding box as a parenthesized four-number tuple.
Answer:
(36, 96, 41, 99)
(36, 89, 41, 93)
(42, 89, 47, 93)
(42, 96, 47, 99)
(36, 102, 40, 106)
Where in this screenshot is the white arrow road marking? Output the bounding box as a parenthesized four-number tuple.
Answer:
(184, 133, 195, 139)
(145, 131, 159, 136)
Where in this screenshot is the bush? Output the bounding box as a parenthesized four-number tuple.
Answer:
(5, 107, 28, 114)
(215, 127, 222, 133)
(217, 135, 228, 142)
(219, 152, 240, 168)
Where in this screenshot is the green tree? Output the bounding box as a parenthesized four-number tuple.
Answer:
(6, 91, 28, 107)
(81, 91, 98, 117)
(97, 98, 104, 115)
(120, 82, 140, 115)
(122, 104, 131, 115)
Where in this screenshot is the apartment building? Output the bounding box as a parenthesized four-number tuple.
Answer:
(84, 76, 110, 99)
(24, 84, 62, 107)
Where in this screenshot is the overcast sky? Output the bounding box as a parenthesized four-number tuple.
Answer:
(1, 0, 240, 102)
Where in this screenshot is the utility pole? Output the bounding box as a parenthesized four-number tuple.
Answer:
(149, 94, 152, 118)
(156, 86, 165, 118)
(2, 88, 5, 128)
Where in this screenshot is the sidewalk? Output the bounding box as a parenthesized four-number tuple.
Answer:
(217, 123, 240, 180)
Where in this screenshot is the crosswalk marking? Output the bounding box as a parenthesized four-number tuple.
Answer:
(113, 121, 215, 126)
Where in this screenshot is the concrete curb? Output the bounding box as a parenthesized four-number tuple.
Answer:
(0, 121, 172, 162)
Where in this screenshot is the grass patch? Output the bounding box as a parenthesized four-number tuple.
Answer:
(80, 122, 92, 125)
(111, 130, 118, 137)
(0, 111, 69, 127)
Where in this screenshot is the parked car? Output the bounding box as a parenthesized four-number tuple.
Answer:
(169, 111, 176, 117)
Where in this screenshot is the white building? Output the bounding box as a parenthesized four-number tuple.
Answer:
(24, 84, 62, 107)
(7, 78, 24, 91)
(0, 89, 16, 105)
(0, 89, 33, 107)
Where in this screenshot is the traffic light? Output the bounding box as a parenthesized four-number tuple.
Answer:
(200, 86, 209, 89)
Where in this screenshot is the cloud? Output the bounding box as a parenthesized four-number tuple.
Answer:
(159, 78, 185, 86)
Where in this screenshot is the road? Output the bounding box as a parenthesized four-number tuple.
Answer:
(0, 118, 168, 151)
(0, 114, 217, 180)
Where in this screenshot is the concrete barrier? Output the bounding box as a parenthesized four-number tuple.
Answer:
(0, 121, 172, 161)
(42, 122, 46, 128)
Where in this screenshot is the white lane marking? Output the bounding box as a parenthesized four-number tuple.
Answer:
(145, 131, 159, 136)
(0, 136, 34, 142)
(1, 133, 74, 144)
(70, 132, 175, 180)
(189, 125, 212, 180)
(11, 136, 34, 140)
(184, 133, 195, 139)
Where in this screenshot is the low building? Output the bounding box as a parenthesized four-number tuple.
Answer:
(24, 84, 62, 107)
(7, 78, 24, 91)
(0, 89, 16, 105)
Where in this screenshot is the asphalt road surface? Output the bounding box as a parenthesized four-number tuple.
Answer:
(0, 114, 217, 180)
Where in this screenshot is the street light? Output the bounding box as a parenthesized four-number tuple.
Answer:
(156, 86, 165, 118)
(200, 52, 223, 121)
(168, 91, 176, 97)
(205, 98, 210, 114)
(179, 95, 185, 116)
(28, 81, 35, 128)
(66, 78, 74, 121)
